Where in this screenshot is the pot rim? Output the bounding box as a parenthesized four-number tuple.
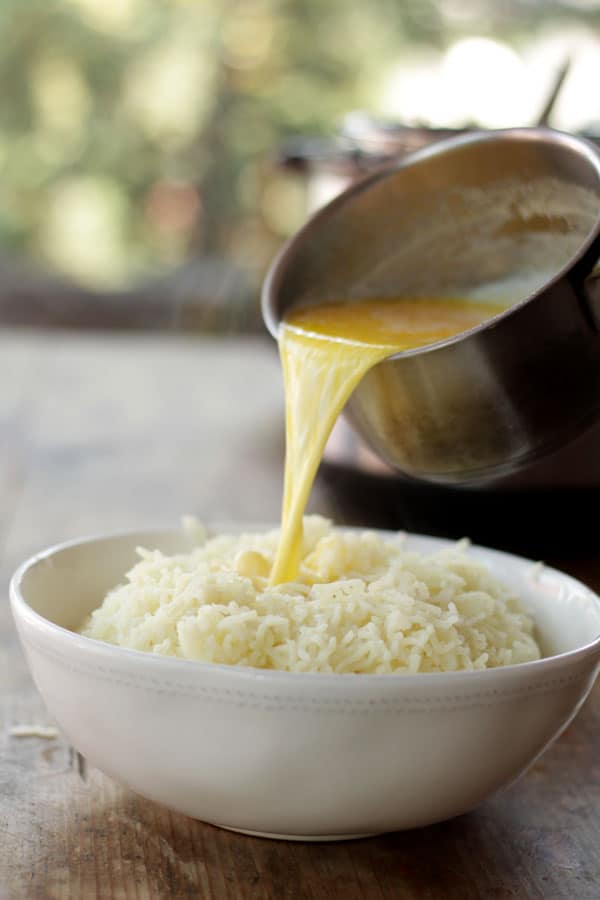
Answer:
(262, 127, 600, 362)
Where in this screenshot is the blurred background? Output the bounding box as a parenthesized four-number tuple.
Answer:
(2, 0, 600, 330)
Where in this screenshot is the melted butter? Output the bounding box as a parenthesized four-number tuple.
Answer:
(269, 296, 508, 585)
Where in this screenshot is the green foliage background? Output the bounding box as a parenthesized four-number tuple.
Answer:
(0, 0, 594, 291)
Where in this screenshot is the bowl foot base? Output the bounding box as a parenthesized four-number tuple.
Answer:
(214, 823, 381, 842)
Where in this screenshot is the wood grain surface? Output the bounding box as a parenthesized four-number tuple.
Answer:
(1, 330, 598, 900)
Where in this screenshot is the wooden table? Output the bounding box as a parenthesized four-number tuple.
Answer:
(1, 330, 598, 900)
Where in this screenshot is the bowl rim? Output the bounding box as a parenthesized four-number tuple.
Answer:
(10, 524, 600, 687)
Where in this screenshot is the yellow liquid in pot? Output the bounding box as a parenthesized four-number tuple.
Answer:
(270, 297, 507, 585)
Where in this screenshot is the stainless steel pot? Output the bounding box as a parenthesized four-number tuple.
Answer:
(263, 128, 600, 486)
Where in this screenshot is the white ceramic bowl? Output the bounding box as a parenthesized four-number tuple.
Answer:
(10, 527, 600, 841)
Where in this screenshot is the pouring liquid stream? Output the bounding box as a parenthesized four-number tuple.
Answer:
(269, 297, 508, 585)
